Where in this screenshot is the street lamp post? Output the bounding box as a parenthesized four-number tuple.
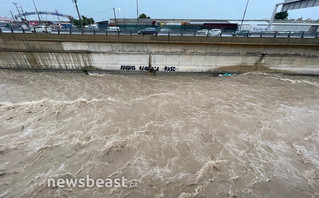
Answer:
(113, 7, 117, 24)
(240, 0, 250, 31)
(72, 0, 83, 28)
(136, 0, 139, 24)
(32, 0, 42, 24)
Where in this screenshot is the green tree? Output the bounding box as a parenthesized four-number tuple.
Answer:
(275, 11, 288, 20)
(69, 15, 95, 28)
(138, 13, 150, 19)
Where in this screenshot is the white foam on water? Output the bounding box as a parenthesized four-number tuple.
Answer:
(272, 75, 319, 87)
(0, 71, 319, 197)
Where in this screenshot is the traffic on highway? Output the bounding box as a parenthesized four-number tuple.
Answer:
(1, 26, 318, 38)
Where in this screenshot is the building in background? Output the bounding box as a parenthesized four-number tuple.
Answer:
(108, 18, 319, 33)
(0, 16, 12, 27)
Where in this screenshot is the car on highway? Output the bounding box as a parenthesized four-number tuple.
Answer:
(138, 27, 158, 35)
(208, 29, 222, 36)
(195, 29, 209, 36)
(235, 30, 251, 37)
(158, 28, 171, 35)
(31, 26, 52, 33)
(0, 26, 11, 33)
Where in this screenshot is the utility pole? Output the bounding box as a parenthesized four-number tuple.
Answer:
(32, 0, 42, 24)
(72, 0, 83, 28)
(240, 0, 250, 31)
(113, 7, 117, 24)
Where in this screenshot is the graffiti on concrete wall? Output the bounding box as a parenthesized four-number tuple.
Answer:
(139, 66, 159, 71)
(120, 65, 136, 70)
(164, 66, 176, 72)
(120, 65, 176, 72)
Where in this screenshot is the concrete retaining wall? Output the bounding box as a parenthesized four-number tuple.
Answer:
(0, 33, 319, 75)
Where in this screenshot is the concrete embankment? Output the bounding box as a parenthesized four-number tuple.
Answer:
(0, 33, 318, 75)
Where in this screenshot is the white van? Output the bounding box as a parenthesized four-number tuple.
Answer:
(106, 26, 120, 32)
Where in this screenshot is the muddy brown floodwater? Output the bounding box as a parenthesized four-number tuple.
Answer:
(0, 70, 318, 198)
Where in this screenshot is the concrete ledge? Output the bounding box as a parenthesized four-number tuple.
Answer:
(0, 32, 318, 75)
(1, 33, 319, 46)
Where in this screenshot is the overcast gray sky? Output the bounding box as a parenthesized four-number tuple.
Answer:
(1, 0, 318, 21)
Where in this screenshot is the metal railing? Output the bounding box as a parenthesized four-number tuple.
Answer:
(1, 27, 318, 39)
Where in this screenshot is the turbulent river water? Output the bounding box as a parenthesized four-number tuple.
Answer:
(0, 70, 318, 198)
